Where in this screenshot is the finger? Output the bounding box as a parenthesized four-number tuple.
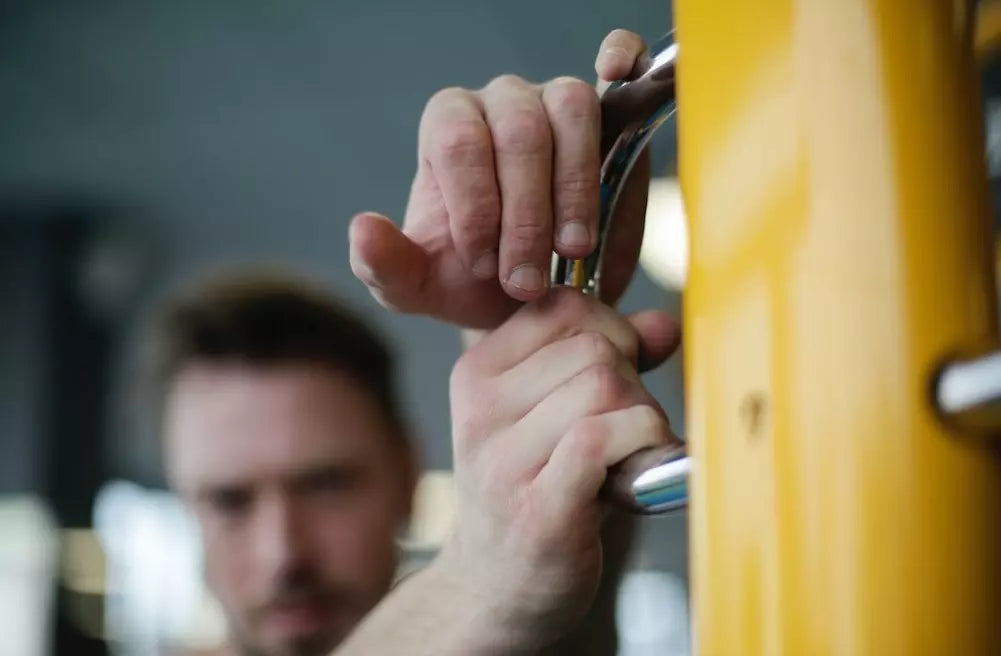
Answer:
(535, 404, 671, 516)
(481, 75, 554, 301)
(594, 29, 647, 93)
(491, 331, 638, 421)
(463, 288, 632, 375)
(541, 78, 601, 259)
(630, 307, 681, 372)
(503, 358, 658, 469)
(462, 287, 675, 376)
(348, 212, 433, 313)
(419, 88, 501, 280)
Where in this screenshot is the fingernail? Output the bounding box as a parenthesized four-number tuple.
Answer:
(507, 264, 545, 293)
(557, 222, 591, 249)
(472, 251, 498, 279)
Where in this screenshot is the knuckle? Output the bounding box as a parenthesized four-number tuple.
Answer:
(455, 203, 501, 243)
(566, 417, 608, 464)
(544, 77, 599, 121)
(492, 107, 551, 156)
(554, 169, 598, 198)
(485, 73, 530, 92)
(456, 221, 500, 252)
(632, 404, 664, 439)
(576, 332, 618, 367)
(553, 173, 598, 223)
(504, 220, 549, 251)
(621, 327, 639, 363)
(436, 119, 492, 167)
(580, 362, 630, 410)
(424, 86, 468, 113)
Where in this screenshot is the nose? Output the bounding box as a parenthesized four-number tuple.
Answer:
(254, 493, 309, 577)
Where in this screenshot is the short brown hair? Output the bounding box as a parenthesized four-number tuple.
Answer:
(144, 268, 406, 439)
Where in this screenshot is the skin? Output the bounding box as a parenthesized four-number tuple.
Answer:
(338, 29, 683, 654)
(164, 363, 414, 656)
(348, 29, 655, 329)
(339, 290, 680, 655)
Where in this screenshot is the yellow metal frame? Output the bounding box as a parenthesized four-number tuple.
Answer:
(675, 1, 1001, 653)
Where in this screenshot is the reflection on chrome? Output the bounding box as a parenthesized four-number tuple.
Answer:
(936, 349, 1001, 434)
(551, 32, 687, 515)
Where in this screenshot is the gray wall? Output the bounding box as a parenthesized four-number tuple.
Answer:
(0, 0, 682, 475)
(0, 225, 48, 494)
(0, 1, 687, 571)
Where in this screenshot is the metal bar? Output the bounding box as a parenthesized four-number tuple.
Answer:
(551, 34, 687, 515)
(936, 350, 1001, 433)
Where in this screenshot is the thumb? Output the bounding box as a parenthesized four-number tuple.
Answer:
(348, 212, 432, 313)
(594, 29, 647, 94)
(626, 309, 681, 373)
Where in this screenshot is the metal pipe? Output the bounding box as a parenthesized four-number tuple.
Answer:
(936, 350, 1001, 434)
(551, 32, 687, 514)
(603, 444, 689, 514)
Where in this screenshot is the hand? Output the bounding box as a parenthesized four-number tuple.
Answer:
(435, 288, 681, 650)
(348, 30, 652, 329)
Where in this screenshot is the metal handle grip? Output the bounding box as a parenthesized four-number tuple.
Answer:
(551, 32, 687, 514)
(935, 349, 1001, 434)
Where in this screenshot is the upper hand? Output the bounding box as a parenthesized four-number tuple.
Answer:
(348, 29, 652, 329)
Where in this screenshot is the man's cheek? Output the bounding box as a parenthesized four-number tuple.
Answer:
(321, 507, 396, 577)
(203, 536, 256, 611)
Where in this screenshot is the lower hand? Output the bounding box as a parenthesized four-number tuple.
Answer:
(436, 288, 680, 650)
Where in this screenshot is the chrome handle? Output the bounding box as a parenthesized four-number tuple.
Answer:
(551, 32, 679, 294)
(551, 32, 688, 515)
(935, 349, 1001, 434)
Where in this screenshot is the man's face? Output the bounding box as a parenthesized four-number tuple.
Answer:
(164, 362, 413, 656)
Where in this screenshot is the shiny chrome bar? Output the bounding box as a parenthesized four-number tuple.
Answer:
(604, 445, 690, 514)
(552, 32, 679, 294)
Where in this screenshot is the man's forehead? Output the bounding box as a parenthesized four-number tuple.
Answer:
(163, 361, 391, 491)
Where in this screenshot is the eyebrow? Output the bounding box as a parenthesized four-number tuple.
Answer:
(192, 459, 365, 500)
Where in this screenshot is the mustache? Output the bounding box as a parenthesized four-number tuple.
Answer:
(254, 570, 367, 616)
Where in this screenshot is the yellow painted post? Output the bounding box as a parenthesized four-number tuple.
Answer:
(674, 1, 1001, 653)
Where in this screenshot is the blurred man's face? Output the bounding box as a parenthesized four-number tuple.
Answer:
(165, 363, 413, 656)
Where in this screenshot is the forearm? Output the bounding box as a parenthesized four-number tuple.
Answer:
(335, 555, 538, 656)
(542, 512, 637, 656)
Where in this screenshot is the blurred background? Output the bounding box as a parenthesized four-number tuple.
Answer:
(1, 1, 1000, 655)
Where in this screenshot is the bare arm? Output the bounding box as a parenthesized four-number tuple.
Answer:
(339, 516, 635, 656)
(336, 556, 527, 656)
(543, 512, 637, 656)
(344, 29, 669, 656)
(335, 291, 678, 656)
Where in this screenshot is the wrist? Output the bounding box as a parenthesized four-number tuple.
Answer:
(428, 546, 544, 655)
